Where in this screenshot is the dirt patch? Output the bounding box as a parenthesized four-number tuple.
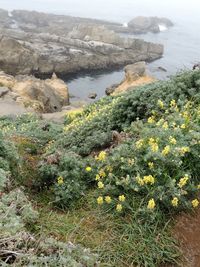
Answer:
(169, 209, 200, 267)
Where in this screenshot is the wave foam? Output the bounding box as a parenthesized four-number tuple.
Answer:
(159, 24, 168, 32)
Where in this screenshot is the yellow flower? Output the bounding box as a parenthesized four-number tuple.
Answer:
(179, 147, 190, 155)
(157, 99, 164, 109)
(171, 197, 178, 207)
(162, 145, 170, 156)
(180, 124, 186, 129)
(96, 151, 106, 161)
(169, 136, 177, 145)
(136, 175, 144, 186)
(192, 199, 199, 208)
(143, 175, 155, 185)
(147, 199, 156, 209)
(136, 139, 144, 149)
(182, 111, 189, 119)
(148, 162, 154, 169)
(116, 204, 123, 212)
(170, 99, 176, 108)
(148, 116, 155, 124)
(57, 176, 64, 185)
(97, 196, 104, 205)
(95, 174, 100, 181)
(99, 169, 106, 178)
(149, 138, 159, 152)
(119, 195, 126, 202)
(178, 175, 189, 188)
(85, 166, 92, 172)
(149, 138, 156, 145)
(151, 143, 159, 152)
(105, 196, 112, 204)
(98, 181, 104, 189)
(197, 184, 200, 189)
(162, 121, 168, 130)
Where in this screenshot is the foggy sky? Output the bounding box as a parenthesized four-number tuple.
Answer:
(0, 0, 198, 23)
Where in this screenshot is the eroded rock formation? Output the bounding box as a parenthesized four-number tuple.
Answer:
(0, 10, 164, 76)
(106, 62, 155, 95)
(0, 72, 69, 113)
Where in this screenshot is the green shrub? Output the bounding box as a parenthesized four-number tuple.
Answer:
(50, 70, 200, 157)
(39, 152, 95, 208)
(0, 114, 63, 146)
(94, 100, 200, 215)
(38, 70, 200, 209)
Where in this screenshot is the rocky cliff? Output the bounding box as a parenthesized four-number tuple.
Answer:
(0, 10, 164, 76)
(127, 16, 174, 34)
(0, 72, 69, 113)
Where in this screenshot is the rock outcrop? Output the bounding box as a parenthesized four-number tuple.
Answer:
(0, 10, 164, 76)
(127, 16, 174, 34)
(106, 83, 120, 96)
(106, 62, 155, 95)
(0, 9, 12, 28)
(0, 72, 69, 113)
(124, 62, 146, 82)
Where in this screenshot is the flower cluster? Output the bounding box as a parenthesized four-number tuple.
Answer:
(94, 99, 200, 215)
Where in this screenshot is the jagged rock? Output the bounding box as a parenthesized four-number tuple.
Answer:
(0, 71, 15, 88)
(9, 92, 20, 101)
(105, 83, 120, 95)
(69, 24, 123, 45)
(12, 77, 69, 113)
(0, 36, 39, 75)
(108, 62, 155, 95)
(193, 64, 200, 70)
(0, 87, 9, 98)
(0, 10, 164, 76)
(88, 92, 97, 99)
(0, 9, 12, 28)
(0, 71, 69, 113)
(124, 61, 146, 82)
(128, 16, 173, 34)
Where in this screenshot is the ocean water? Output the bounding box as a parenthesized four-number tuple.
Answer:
(1, 0, 200, 102)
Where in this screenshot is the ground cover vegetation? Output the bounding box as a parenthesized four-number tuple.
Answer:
(0, 70, 200, 266)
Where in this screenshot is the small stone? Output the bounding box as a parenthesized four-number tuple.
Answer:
(105, 83, 119, 95)
(158, 66, 167, 72)
(88, 92, 97, 99)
